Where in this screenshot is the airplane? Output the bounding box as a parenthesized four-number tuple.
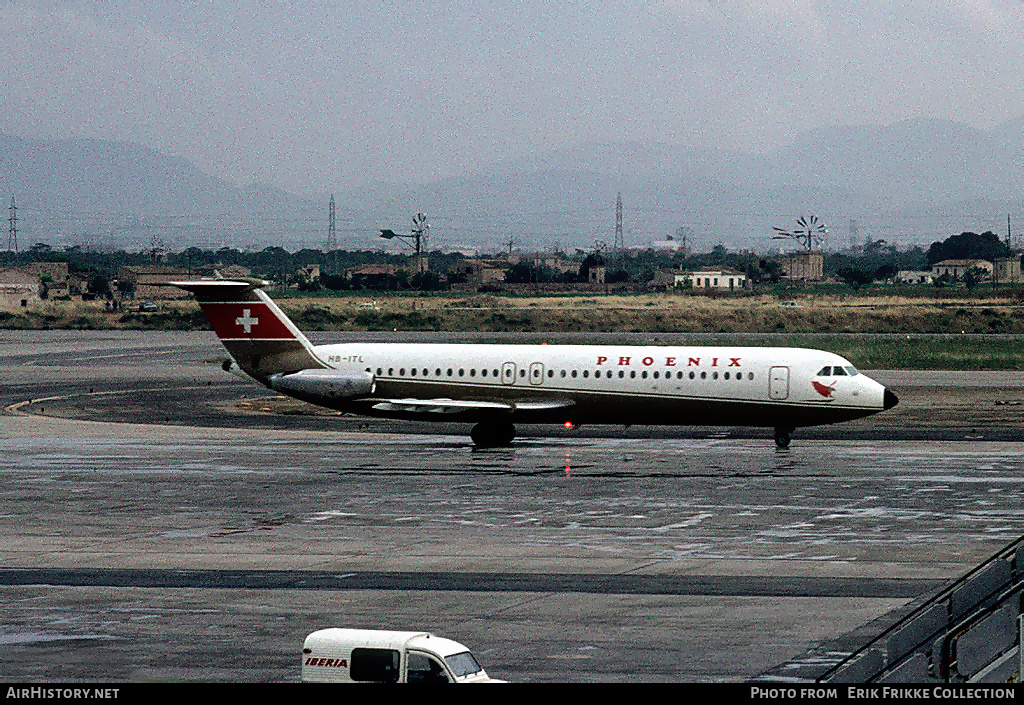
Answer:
(170, 278, 899, 448)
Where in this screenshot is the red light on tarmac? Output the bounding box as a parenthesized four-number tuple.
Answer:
(564, 421, 576, 430)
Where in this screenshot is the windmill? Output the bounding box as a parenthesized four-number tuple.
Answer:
(380, 211, 430, 273)
(772, 215, 827, 251)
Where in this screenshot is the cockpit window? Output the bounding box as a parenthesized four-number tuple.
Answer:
(817, 365, 859, 377)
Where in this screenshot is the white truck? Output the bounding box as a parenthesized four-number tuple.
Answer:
(301, 628, 503, 683)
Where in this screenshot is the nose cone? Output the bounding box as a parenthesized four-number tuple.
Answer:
(883, 388, 900, 410)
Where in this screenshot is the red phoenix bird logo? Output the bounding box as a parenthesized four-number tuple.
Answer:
(812, 380, 836, 399)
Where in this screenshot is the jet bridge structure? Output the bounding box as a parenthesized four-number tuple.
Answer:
(818, 536, 1024, 683)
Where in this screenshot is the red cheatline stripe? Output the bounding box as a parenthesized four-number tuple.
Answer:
(199, 302, 296, 340)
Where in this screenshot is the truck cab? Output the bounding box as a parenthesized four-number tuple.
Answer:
(301, 628, 502, 683)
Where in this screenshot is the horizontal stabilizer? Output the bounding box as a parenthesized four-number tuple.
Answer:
(167, 278, 327, 380)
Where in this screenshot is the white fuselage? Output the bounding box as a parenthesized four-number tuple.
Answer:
(308, 342, 889, 428)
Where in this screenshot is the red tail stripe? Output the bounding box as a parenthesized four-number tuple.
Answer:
(200, 302, 296, 340)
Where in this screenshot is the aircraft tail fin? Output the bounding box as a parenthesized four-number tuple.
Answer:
(169, 279, 327, 382)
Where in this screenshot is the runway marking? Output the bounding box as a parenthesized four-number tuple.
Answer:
(3, 385, 223, 418)
(0, 568, 943, 598)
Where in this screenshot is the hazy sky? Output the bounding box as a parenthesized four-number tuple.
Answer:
(2, 1, 1023, 197)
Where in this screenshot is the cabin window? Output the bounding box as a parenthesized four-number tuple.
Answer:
(410, 368, 417, 376)
(571, 370, 578, 378)
(399, 368, 406, 376)
(560, 370, 567, 378)
(630, 371, 637, 378)
(435, 368, 441, 376)
(701, 371, 707, 379)
(350, 647, 400, 683)
(724, 372, 730, 380)
(689, 371, 695, 379)
(470, 369, 476, 377)
(677, 371, 684, 379)
(653, 371, 660, 379)
(520, 369, 526, 377)
(376, 368, 383, 375)
(547, 370, 554, 377)
(447, 368, 453, 376)
(481, 368, 487, 377)
(493, 369, 499, 377)
(817, 366, 831, 376)
(422, 368, 428, 376)
(748, 372, 754, 380)
(458, 369, 465, 376)
(619, 370, 625, 378)
(388, 368, 394, 376)
(833, 367, 847, 376)
(583, 370, 589, 378)
(712, 372, 719, 380)
(641, 371, 648, 379)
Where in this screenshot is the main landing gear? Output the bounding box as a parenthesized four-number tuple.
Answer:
(774, 426, 794, 449)
(470, 420, 516, 448)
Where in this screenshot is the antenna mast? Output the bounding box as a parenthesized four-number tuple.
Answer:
(614, 193, 623, 253)
(7, 196, 18, 252)
(326, 194, 336, 251)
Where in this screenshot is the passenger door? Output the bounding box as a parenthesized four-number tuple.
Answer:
(769, 366, 790, 400)
(406, 650, 453, 683)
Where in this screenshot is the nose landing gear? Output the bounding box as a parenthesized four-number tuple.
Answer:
(774, 426, 793, 449)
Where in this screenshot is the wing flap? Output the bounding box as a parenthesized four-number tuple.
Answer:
(369, 398, 574, 415)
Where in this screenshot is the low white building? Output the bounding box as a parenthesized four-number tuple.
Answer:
(931, 259, 993, 280)
(676, 269, 747, 291)
(896, 270, 934, 285)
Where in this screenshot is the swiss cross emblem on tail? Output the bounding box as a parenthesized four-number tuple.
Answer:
(235, 309, 259, 333)
(198, 302, 296, 340)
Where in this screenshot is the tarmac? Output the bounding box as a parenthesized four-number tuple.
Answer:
(2, 329, 1023, 682)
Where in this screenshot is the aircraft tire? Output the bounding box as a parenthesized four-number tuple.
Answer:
(471, 420, 516, 448)
(774, 427, 792, 449)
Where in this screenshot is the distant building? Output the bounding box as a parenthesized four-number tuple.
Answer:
(22, 262, 71, 299)
(678, 269, 747, 291)
(774, 251, 824, 281)
(117, 265, 192, 299)
(297, 264, 321, 283)
(896, 270, 934, 285)
(587, 265, 606, 285)
(931, 259, 993, 280)
(451, 259, 509, 290)
(526, 254, 577, 275)
(992, 257, 1022, 285)
(0, 268, 42, 308)
(347, 264, 401, 289)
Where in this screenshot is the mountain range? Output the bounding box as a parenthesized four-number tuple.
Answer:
(2, 115, 1022, 253)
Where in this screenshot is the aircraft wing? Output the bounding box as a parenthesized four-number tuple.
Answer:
(369, 398, 575, 415)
